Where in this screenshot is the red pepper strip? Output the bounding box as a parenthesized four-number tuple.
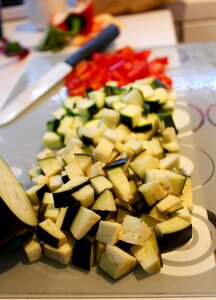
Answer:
(64, 46, 172, 96)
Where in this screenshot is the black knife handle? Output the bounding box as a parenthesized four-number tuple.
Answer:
(65, 24, 120, 67)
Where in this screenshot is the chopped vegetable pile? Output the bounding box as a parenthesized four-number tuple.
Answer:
(22, 76, 193, 280)
(65, 46, 172, 97)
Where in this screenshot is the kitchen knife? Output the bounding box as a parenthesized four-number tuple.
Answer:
(0, 24, 120, 127)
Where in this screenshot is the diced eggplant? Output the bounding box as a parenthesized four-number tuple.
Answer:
(55, 200, 80, 233)
(87, 161, 106, 178)
(36, 218, 67, 248)
(53, 181, 74, 208)
(38, 156, 63, 177)
(155, 216, 192, 252)
(156, 194, 183, 214)
(43, 204, 60, 222)
(124, 139, 143, 155)
(70, 207, 101, 240)
(98, 245, 138, 280)
(148, 205, 169, 222)
(91, 189, 117, 212)
(64, 159, 84, 179)
(43, 236, 75, 265)
(179, 177, 193, 212)
(72, 238, 95, 271)
(140, 214, 160, 229)
(138, 179, 167, 207)
(143, 139, 164, 159)
(90, 175, 113, 194)
(26, 184, 49, 205)
(0, 157, 37, 248)
(130, 239, 162, 274)
(119, 215, 151, 246)
(107, 167, 133, 203)
(96, 220, 122, 245)
(23, 233, 43, 263)
(102, 157, 128, 171)
(72, 184, 95, 208)
(92, 138, 114, 164)
(144, 169, 187, 196)
(74, 154, 93, 175)
(130, 152, 160, 180)
(70, 175, 90, 192)
(116, 207, 134, 223)
(48, 175, 63, 192)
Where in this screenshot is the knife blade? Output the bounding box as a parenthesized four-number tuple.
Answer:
(0, 24, 120, 127)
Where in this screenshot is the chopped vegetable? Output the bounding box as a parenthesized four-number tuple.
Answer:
(65, 46, 172, 96)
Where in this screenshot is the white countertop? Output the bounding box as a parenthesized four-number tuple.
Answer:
(0, 9, 176, 109)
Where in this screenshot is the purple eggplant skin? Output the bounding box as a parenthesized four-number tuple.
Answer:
(156, 224, 192, 253)
(0, 197, 34, 248)
(72, 238, 93, 271)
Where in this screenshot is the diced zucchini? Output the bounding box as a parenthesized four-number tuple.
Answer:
(120, 104, 142, 128)
(101, 108, 120, 128)
(87, 90, 106, 109)
(43, 132, 63, 149)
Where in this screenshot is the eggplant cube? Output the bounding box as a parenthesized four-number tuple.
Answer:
(107, 167, 133, 203)
(119, 215, 151, 246)
(130, 239, 161, 274)
(92, 138, 114, 164)
(70, 207, 101, 240)
(99, 245, 137, 280)
(90, 175, 113, 195)
(96, 221, 122, 245)
(155, 216, 192, 252)
(43, 237, 75, 265)
(138, 180, 167, 207)
(23, 235, 43, 263)
(36, 218, 67, 248)
(72, 238, 95, 271)
(92, 189, 117, 212)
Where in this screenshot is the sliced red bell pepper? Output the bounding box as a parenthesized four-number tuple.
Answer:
(64, 46, 172, 96)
